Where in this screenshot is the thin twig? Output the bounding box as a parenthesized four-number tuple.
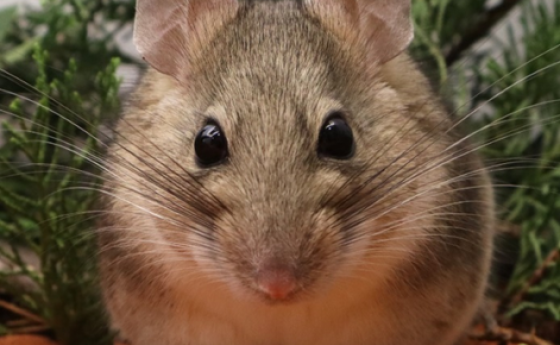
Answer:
(497, 220, 522, 238)
(6, 318, 35, 327)
(0, 299, 46, 325)
(480, 299, 500, 331)
(445, 0, 524, 66)
(470, 326, 556, 345)
(10, 324, 51, 334)
(507, 248, 560, 308)
(474, 302, 557, 345)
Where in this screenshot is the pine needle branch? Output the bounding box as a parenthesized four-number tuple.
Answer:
(505, 248, 560, 310)
(445, 0, 524, 66)
(470, 326, 556, 345)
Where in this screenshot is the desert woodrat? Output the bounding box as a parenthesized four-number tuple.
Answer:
(97, 1, 495, 344)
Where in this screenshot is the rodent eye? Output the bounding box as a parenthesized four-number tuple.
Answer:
(317, 112, 355, 160)
(195, 122, 228, 167)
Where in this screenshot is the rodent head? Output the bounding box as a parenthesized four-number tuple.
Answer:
(105, 0, 485, 304)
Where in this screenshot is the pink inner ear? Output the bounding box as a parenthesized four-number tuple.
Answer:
(305, 0, 413, 64)
(133, 0, 239, 80)
(133, 0, 188, 77)
(360, 11, 413, 64)
(356, 0, 414, 63)
(140, 26, 187, 78)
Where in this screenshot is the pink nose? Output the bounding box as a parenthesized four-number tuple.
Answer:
(256, 266, 297, 300)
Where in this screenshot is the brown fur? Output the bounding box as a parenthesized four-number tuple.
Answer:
(97, 2, 494, 344)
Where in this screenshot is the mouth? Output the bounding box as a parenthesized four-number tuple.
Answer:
(255, 286, 304, 305)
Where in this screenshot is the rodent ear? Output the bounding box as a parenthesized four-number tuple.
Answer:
(304, 0, 414, 64)
(133, 0, 238, 79)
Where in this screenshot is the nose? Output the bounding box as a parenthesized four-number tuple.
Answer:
(256, 263, 297, 301)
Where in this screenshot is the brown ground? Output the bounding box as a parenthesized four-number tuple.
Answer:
(0, 336, 57, 345)
(0, 336, 127, 345)
(0, 331, 552, 345)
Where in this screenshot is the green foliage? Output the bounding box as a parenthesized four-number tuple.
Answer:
(0, 0, 558, 343)
(0, 1, 126, 343)
(411, 0, 487, 84)
(413, 0, 560, 324)
(0, 6, 35, 68)
(0, 45, 120, 344)
(470, 0, 560, 320)
(0, 0, 134, 107)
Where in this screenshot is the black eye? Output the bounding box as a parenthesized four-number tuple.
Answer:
(317, 113, 354, 159)
(195, 122, 228, 167)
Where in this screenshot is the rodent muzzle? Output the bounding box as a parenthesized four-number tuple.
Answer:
(255, 261, 298, 301)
